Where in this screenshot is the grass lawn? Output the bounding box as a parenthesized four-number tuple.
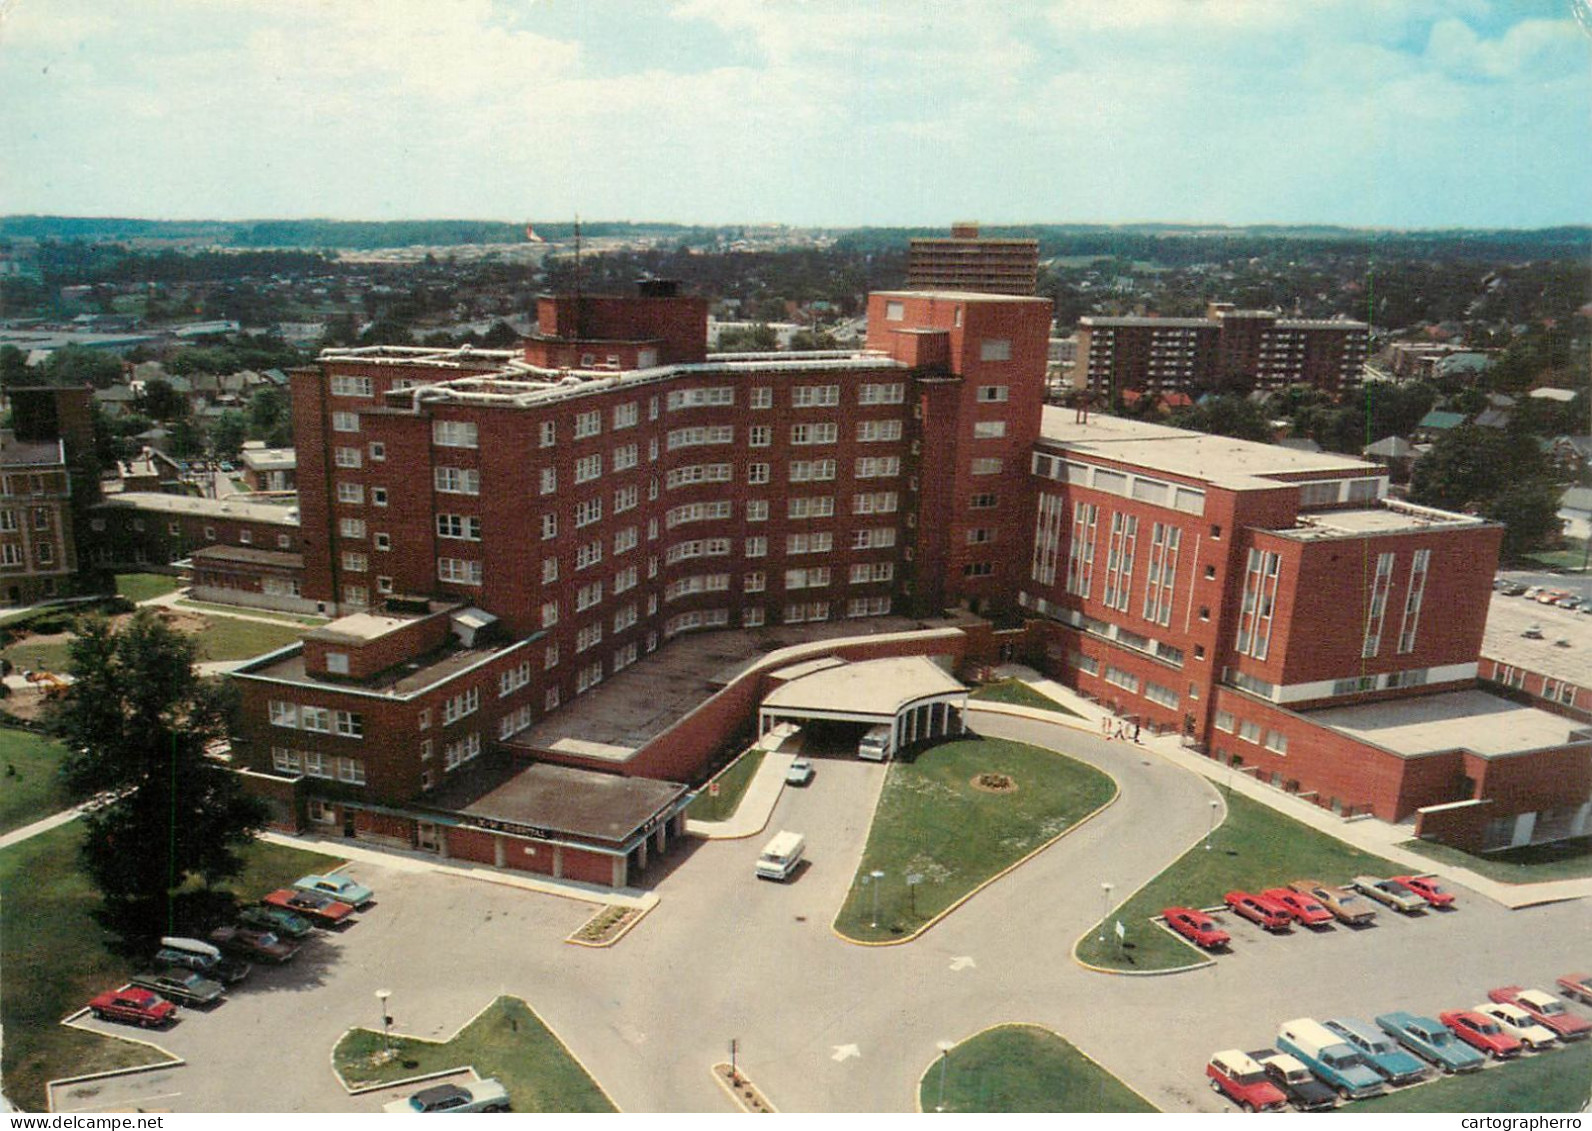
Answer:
(0, 822, 343, 1111)
(834, 737, 1115, 942)
(685, 748, 765, 822)
(188, 616, 305, 662)
(0, 636, 74, 673)
(0, 728, 78, 833)
(969, 678, 1082, 717)
(1076, 790, 1407, 971)
(114, 573, 179, 603)
(1515, 540, 1589, 572)
(1397, 836, 1592, 884)
(334, 996, 614, 1112)
(918, 1024, 1156, 1113)
(1358, 1041, 1592, 1113)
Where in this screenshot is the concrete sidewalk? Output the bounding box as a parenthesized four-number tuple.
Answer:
(0, 804, 83, 851)
(687, 748, 797, 840)
(986, 664, 1592, 911)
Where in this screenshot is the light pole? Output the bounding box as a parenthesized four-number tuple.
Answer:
(376, 988, 392, 1053)
(935, 1039, 956, 1112)
(1206, 799, 1219, 850)
(870, 869, 885, 928)
(1099, 882, 1113, 942)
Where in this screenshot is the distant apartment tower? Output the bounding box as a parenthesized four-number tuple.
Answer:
(1075, 302, 1369, 399)
(907, 222, 1040, 296)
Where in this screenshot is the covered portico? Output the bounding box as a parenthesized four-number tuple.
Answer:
(756, 655, 969, 757)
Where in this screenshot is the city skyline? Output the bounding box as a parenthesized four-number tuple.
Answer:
(1, 0, 1588, 230)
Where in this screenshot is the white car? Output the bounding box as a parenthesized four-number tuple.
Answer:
(1476, 1003, 1558, 1051)
(384, 1078, 511, 1113)
(785, 759, 815, 786)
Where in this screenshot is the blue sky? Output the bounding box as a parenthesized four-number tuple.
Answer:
(0, 0, 1587, 228)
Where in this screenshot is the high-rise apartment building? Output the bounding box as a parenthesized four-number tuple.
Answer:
(907, 222, 1040, 296)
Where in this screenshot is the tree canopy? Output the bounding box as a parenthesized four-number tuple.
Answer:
(50, 612, 266, 936)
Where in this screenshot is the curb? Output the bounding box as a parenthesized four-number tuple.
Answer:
(565, 901, 654, 948)
(830, 736, 1122, 947)
(47, 1016, 184, 1114)
(911, 1022, 1161, 1113)
(710, 1062, 777, 1113)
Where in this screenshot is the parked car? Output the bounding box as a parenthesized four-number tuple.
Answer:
(292, 873, 374, 907)
(155, 936, 250, 984)
(785, 758, 815, 786)
(1350, 875, 1428, 914)
(210, 925, 300, 964)
(1248, 1048, 1337, 1111)
(1290, 880, 1377, 926)
(239, 903, 316, 939)
(129, 968, 225, 1007)
(383, 1078, 511, 1114)
(1556, 973, 1592, 1005)
(1223, 890, 1293, 932)
(1499, 582, 1527, 596)
(1487, 986, 1592, 1042)
(87, 985, 178, 1028)
(1262, 887, 1335, 928)
(1324, 1018, 1428, 1085)
(1375, 1012, 1485, 1074)
(1537, 588, 1570, 605)
(1205, 1049, 1287, 1112)
(1440, 1010, 1523, 1059)
(1557, 595, 1584, 609)
(1276, 1018, 1386, 1100)
(264, 887, 355, 926)
(1390, 874, 1455, 909)
(1162, 907, 1230, 950)
(1475, 1002, 1559, 1051)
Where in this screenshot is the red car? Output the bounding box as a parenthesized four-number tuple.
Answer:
(1261, 887, 1335, 928)
(1163, 907, 1230, 950)
(210, 924, 300, 964)
(1488, 986, 1592, 1042)
(1391, 874, 1456, 909)
(1206, 1049, 1287, 1112)
(88, 985, 178, 1028)
(1440, 1010, 1523, 1059)
(262, 888, 354, 926)
(1224, 891, 1292, 932)
(1557, 974, 1592, 1006)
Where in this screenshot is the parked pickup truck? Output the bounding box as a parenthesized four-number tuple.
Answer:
(1276, 1018, 1386, 1100)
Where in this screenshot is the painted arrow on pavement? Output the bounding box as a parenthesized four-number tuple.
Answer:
(949, 956, 977, 971)
(831, 1044, 862, 1062)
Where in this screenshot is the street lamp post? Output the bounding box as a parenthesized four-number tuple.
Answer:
(870, 869, 885, 928)
(1099, 882, 1113, 942)
(1206, 799, 1219, 850)
(375, 988, 392, 1053)
(935, 1039, 956, 1112)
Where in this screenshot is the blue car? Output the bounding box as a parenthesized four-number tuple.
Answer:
(1376, 1012, 1486, 1074)
(292, 873, 374, 908)
(1326, 1018, 1428, 1085)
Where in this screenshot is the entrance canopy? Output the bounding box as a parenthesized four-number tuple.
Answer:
(757, 655, 969, 753)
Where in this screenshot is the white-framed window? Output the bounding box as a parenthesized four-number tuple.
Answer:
(331, 375, 373, 397)
(613, 402, 639, 429)
(436, 514, 482, 541)
(542, 557, 559, 584)
(979, 338, 1011, 361)
(576, 622, 603, 653)
(970, 458, 1003, 476)
(339, 518, 367, 539)
(539, 467, 557, 495)
(332, 411, 360, 432)
(498, 705, 534, 739)
(667, 387, 734, 410)
(614, 564, 638, 594)
(575, 539, 604, 570)
(544, 642, 560, 669)
(614, 484, 639, 513)
(790, 422, 838, 445)
(792, 385, 839, 408)
(973, 421, 1007, 439)
(784, 566, 831, 590)
(371, 487, 388, 506)
(786, 532, 835, 554)
(851, 528, 897, 550)
(885, 301, 904, 322)
(748, 463, 770, 485)
(576, 580, 604, 611)
(977, 385, 1010, 403)
(576, 659, 604, 693)
(789, 459, 837, 482)
(666, 463, 732, 489)
(541, 513, 558, 540)
(269, 700, 298, 728)
(853, 491, 898, 514)
(336, 482, 364, 505)
(369, 441, 386, 461)
(542, 600, 559, 628)
(849, 561, 895, 584)
(783, 601, 830, 624)
(334, 710, 364, 738)
(334, 446, 362, 468)
(574, 497, 603, 528)
(437, 557, 483, 585)
(750, 387, 773, 409)
(613, 603, 638, 633)
(666, 501, 733, 528)
(612, 443, 638, 471)
(300, 706, 332, 733)
(787, 495, 835, 519)
(847, 596, 892, 617)
(342, 551, 368, 572)
(749, 425, 772, 447)
(854, 457, 900, 479)
(857, 419, 903, 442)
(434, 467, 480, 495)
(746, 500, 769, 522)
(667, 425, 734, 450)
(444, 732, 482, 770)
(859, 382, 904, 405)
(574, 453, 603, 484)
(573, 409, 601, 439)
(614, 526, 638, 554)
(539, 420, 556, 447)
(443, 687, 480, 724)
(433, 420, 478, 448)
(744, 570, 766, 592)
(745, 536, 768, 558)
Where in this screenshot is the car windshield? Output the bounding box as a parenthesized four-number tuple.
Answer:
(1535, 1001, 1565, 1015)
(1234, 1071, 1267, 1086)
(1477, 1021, 1501, 1035)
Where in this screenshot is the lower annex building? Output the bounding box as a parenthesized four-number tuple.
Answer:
(227, 282, 1587, 878)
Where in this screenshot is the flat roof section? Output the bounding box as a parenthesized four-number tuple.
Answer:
(1038, 408, 1379, 491)
(1306, 689, 1587, 759)
(241, 640, 520, 698)
(95, 492, 300, 525)
(424, 762, 688, 847)
(1273, 501, 1487, 540)
(762, 656, 966, 719)
(1482, 591, 1592, 690)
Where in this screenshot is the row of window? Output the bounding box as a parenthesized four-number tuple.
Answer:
(271, 747, 367, 784)
(1213, 711, 1289, 753)
(268, 701, 365, 738)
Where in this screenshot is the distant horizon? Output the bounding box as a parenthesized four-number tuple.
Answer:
(1, 3, 1585, 230)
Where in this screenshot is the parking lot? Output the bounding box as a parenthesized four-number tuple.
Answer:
(44, 709, 1592, 1113)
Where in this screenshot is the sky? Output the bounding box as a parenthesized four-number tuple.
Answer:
(0, 0, 1588, 230)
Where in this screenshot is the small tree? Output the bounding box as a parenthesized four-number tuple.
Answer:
(50, 612, 266, 938)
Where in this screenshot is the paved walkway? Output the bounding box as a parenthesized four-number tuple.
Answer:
(687, 748, 797, 840)
(137, 588, 322, 630)
(258, 829, 660, 912)
(988, 664, 1592, 910)
(0, 804, 84, 851)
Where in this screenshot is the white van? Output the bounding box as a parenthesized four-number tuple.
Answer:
(755, 830, 805, 881)
(857, 724, 893, 762)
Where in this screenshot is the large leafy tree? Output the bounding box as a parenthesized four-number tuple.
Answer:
(1411, 424, 1563, 557)
(50, 612, 266, 935)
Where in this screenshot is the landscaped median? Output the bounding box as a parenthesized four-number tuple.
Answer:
(1075, 790, 1408, 972)
(685, 747, 765, 824)
(333, 995, 615, 1112)
(916, 1024, 1156, 1113)
(968, 678, 1082, 717)
(833, 737, 1116, 943)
